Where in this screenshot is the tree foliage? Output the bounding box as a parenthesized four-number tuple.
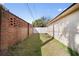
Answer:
(32, 16, 49, 27)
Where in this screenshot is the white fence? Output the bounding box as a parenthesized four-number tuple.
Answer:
(33, 27, 47, 33)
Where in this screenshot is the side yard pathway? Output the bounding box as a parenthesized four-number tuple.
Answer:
(40, 34, 70, 56)
(8, 33, 78, 56)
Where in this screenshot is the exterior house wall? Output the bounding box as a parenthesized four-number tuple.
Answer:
(47, 4, 79, 53)
(54, 10, 79, 52)
(47, 24, 54, 36)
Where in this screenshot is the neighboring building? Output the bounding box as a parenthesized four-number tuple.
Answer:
(47, 3, 79, 53)
(0, 4, 33, 55)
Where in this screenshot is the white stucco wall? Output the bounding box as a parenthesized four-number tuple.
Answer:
(33, 27, 47, 33)
(47, 24, 54, 36)
(48, 9, 79, 53)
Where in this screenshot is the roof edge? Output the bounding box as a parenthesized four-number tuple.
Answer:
(47, 3, 79, 26)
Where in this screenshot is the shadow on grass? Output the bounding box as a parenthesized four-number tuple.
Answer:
(8, 33, 42, 56)
(67, 47, 79, 56)
(42, 37, 54, 46)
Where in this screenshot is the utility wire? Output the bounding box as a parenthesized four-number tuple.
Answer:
(26, 3, 34, 20)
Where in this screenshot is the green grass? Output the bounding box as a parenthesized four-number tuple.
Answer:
(7, 33, 79, 56)
(51, 39, 79, 56)
(8, 33, 42, 56)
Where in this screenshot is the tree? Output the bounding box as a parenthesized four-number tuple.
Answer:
(32, 16, 49, 27)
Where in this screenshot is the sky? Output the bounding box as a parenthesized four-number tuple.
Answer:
(4, 3, 72, 24)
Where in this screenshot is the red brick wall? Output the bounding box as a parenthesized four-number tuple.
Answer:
(29, 24, 33, 36)
(0, 6, 33, 54)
